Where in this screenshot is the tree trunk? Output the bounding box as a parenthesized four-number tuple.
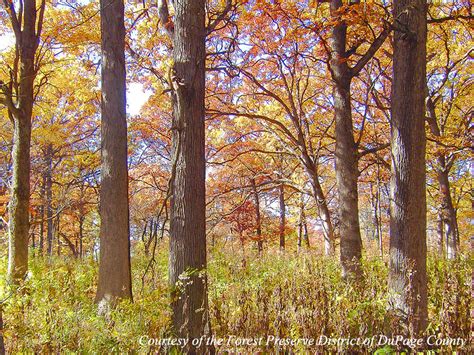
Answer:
(371, 180, 383, 257)
(436, 213, 444, 256)
(297, 193, 310, 251)
(168, 0, 211, 348)
(7, 99, 31, 277)
(297, 197, 303, 252)
(79, 215, 84, 258)
(39, 175, 45, 255)
(56, 213, 61, 256)
(95, 0, 133, 307)
(305, 167, 334, 256)
(279, 184, 285, 251)
(329, 0, 362, 278)
(303, 216, 310, 248)
(251, 178, 263, 254)
(7, 0, 43, 283)
(31, 225, 36, 253)
(426, 97, 459, 260)
(437, 163, 458, 259)
(45, 144, 53, 256)
(388, 0, 428, 336)
(0, 304, 5, 355)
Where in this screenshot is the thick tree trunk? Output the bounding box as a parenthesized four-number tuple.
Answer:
(251, 178, 263, 254)
(7, 0, 41, 283)
(95, 0, 132, 306)
(388, 0, 428, 336)
(7, 106, 31, 278)
(329, 0, 362, 278)
(168, 0, 211, 347)
(279, 184, 285, 251)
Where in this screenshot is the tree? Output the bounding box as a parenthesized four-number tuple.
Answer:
(388, 0, 428, 336)
(167, 0, 211, 347)
(425, 12, 472, 259)
(325, 0, 391, 277)
(0, 0, 46, 282)
(95, 0, 132, 307)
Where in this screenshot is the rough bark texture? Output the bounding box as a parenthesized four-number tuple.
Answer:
(95, 0, 132, 306)
(168, 0, 210, 348)
(388, 0, 428, 336)
(6, 0, 43, 283)
(329, 0, 362, 278)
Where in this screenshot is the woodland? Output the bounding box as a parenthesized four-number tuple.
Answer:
(0, 0, 472, 353)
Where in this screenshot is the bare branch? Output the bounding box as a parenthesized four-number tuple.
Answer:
(358, 143, 390, 159)
(2, 0, 22, 39)
(350, 25, 391, 77)
(428, 14, 474, 24)
(207, 0, 233, 35)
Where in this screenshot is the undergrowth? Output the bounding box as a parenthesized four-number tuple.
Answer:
(0, 244, 471, 353)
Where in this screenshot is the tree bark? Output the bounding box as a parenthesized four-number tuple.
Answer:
(95, 0, 133, 306)
(297, 193, 310, 251)
(56, 213, 61, 256)
(437, 162, 458, 259)
(39, 174, 45, 255)
(305, 167, 334, 256)
(279, 184, 285, 251)
(6, 0, 44, 283)
(168, 0, 211, 348)
(329, 0, 362, 278)
(0, 304, 5, 355)
(78, 215, 84, 258)
(388, 0, 428, 336)
(45, 144, 53, 256)
(251, 178, 263, 254)
(426, 97, 459, 259)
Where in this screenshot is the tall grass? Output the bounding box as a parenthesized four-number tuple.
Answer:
(1, 244, 471, 352)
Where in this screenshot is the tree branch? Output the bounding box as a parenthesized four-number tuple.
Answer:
(207, 0, 233, 35)
(350, 25, 391, 77)
(428, 14, 474, 24)
(0, 81, 20, 119)
(157, 0, 174, 37)
(2, 0, 22, 39)
(358, 143, 390, 159)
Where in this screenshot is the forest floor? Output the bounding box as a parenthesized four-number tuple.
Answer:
(1, 242, 472, 353)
